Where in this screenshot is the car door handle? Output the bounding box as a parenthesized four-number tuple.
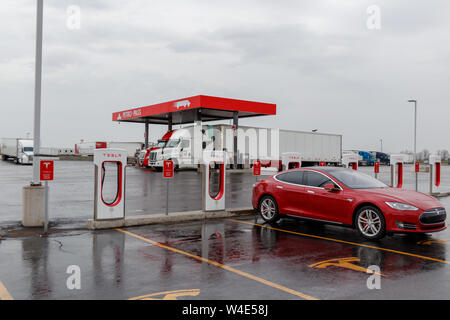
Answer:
(307, 190, 315, 194)
(277, 186, 283, 189)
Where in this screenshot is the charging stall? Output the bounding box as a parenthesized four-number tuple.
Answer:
(94, 148, 127, 220)
(202, 151, 226, 211)
(342, 154, 358, 170)
(390, 154, 406, 188)
(281, 152, 302, 171)
(429, 154, 441, 194)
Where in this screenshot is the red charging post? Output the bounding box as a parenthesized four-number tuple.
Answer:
(415, 161, 420, 173)
(374, 161, 379, 179)
(397, 163, 403, 188)
(163, 160, 173, 215)
(435, 163, 441, 187)
(253, 160, 261, 182)
(253, 160, 261, 176)
(40, 160, 54, 234)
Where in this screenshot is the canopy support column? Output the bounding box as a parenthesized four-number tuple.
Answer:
(233, 111, 238, 169)
(144, 121, 149, 148)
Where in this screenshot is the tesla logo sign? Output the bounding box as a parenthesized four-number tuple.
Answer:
(253, 161, 261, 176)
(319, 161, 326, 166)
(174, 100, 191, 109)
(163, 160, 174, 178)
(96, 142, 107, 149)
(40, 160, 54, 181)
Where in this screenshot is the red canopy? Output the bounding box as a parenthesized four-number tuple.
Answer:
(112, 95, 276, 125)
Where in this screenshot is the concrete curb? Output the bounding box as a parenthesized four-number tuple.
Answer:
(87, 207, 256, 230)
(432, 192, 450, 198)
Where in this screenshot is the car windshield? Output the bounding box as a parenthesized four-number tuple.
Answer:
(155, 140, 166, 148)
(328, 169, 387, 189)
(23, 147, 33, 152)
(166, 140, 180, 148)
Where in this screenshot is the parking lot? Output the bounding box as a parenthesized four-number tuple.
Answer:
(0, 160, 449, 300)
(0, 215, 449, 300)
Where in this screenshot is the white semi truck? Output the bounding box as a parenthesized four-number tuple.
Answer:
(1, 138, 34, 164)
(145, 124, 342, 170)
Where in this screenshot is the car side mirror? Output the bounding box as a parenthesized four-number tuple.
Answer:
(324, 183, 339, 192)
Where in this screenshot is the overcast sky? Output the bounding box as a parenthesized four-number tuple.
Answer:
(1, 0, 449, 153)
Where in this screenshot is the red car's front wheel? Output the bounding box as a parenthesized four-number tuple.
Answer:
(259, 195, 281, 223)
(356, 206, 386, 240)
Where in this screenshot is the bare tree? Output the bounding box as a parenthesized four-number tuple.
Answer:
(440, 149, 449, 160)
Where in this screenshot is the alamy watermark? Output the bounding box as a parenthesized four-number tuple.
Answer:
(67, 5, 81, 30)
(66, 265, 81, 290)
(366, 265, 382, 290)
(366, 5, 381, 30)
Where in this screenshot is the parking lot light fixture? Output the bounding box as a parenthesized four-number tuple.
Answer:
(407, 99, 418, 191)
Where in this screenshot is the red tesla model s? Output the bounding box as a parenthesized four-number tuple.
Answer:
(252, 167, 446, 240)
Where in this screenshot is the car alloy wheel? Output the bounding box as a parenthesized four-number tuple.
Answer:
(356, 206, 386, 240)
(259, 196, 280, 223)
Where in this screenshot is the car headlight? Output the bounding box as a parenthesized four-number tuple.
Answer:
(385, 202, 419, 211)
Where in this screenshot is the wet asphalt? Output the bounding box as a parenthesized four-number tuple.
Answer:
(0, 160, 449, 300)
(0, 216, 449, 300)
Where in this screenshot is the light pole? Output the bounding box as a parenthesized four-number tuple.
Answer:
(32, 0, 44, 185)
(408, 99, 418, 191)
(23, 0, 45, 228)
(380, 138, 383, 152)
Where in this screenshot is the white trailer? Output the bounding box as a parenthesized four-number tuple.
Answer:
(147, 124, 342, 169)
(1, 138, 34, 164)
(277, 128, 341, 164)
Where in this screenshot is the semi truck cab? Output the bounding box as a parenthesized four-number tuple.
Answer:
(148, 127, 217, 170)
(359, 150, 376, 166)
(18, 141, 34, 164)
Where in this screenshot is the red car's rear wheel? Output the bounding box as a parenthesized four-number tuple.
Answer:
(259, 195, 280, 223)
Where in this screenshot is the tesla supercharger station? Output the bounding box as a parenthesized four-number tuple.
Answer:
(390, 154, 406, 188)
(429, 154, 441, 194)
(94, 148, 127, 220)
(281, 152, 302, 171)
(342, 154, 358, 170)
(202, 151, 226, 211)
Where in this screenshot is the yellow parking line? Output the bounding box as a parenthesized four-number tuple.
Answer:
(228, 219, 450, 265)
(116, 228, 318, 300)
(0, 281, 13, 300)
